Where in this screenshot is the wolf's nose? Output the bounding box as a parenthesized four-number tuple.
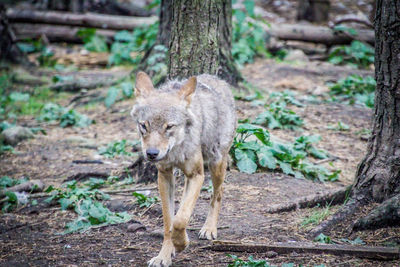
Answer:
(146, 148, 159, 160)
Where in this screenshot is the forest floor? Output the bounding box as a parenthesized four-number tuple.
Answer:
(1, 49, 400, 267)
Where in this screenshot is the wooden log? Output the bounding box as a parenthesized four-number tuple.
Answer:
(8, 8, 374, 46)
(268, 23, 374, 46)
(7, 8, 157, 31)
(11, 23, 116, 42)
(208, 240, 400, 260)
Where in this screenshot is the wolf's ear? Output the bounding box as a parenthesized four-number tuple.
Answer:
(178, 76, 197, 105)
(135, 71, 154, 98)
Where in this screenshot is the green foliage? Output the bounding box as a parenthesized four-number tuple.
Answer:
(232, 0, 271, 66)
(45, 180, 131, 234)
(98, 139, 138, 158)
(132, 192, 159, 208)
(300, 205, 332, 227)
(253, 102, 303, 130)
(231, 124, 340, 181)
(108, 22, 159, 66)
(328, 40, 374, 68)
(333, 25, 358, 36)
(329, 75, 376, 108)
(37, 103, 94, 128)
(269, 90, 304, 107)
(0, 176, 29, 212)
(327, 121, 350, 131)
(104, 81, 134, 108)
(18, 38, 56, 67)
(77, 28, 108, 52)
(228, 255, 270, 267)
(314, 233, 332, 244)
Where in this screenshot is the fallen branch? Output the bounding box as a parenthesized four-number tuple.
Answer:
(64, 172, 109, 182)
(331, 15, 374, 29)
(0, 180, 44, 198)
(7, 9, 157, 31)
(50, 77, 119, 92)
(207, 240, 400, 260)
(266, 186, 351, 213)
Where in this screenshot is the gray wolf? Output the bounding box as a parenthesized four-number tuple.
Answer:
(130, 72, 236, 267)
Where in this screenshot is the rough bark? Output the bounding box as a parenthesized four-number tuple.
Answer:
(312, 0, 400, 237)
(0, 4, 24, 63)
(167, 0, 241, 84)
(352, 0, 400, 203)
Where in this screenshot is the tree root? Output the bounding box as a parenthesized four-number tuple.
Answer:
(122, 155, 158, 184)
(352, 194, 400, 231)
(266, 186, 351, 213)
(309, 198, 361, 238)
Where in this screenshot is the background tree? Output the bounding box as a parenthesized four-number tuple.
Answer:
(312, 0, 400, 236)
(141, 0, 241, 85)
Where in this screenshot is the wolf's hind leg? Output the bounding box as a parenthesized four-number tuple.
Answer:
(199, 156, 227, 240)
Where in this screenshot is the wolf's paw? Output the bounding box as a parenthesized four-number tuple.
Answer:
(148, 255, 172, 267)
(171, 228, 189, 252)
(199, 226, 217, 240)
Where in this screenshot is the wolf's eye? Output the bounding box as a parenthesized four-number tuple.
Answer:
(166, 124, 175, 131)
(139, 122, 147, 133)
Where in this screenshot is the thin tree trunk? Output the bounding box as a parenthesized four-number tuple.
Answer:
(0, 4, 24, 63)
(352, 0, 400, 203)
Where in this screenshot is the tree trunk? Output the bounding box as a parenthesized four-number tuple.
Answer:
(0, 4, 24, 63)
(168, 0, 240, 84)
(297, 0, 330, 23)
(352, 0, 400, 203)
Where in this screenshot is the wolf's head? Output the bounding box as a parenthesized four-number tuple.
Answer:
(130, 72, 197, 162)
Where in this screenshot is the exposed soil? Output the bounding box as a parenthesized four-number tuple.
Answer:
(1, 55, 399, 267)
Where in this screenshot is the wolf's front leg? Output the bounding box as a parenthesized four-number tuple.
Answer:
(199, 157, 227, 240)
(172, 152, 205, 252)
(148, 168, 175, 267)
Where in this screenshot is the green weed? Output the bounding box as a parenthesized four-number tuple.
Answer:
(45, 180, 131, 234)
(230, 124, 340, 181)
(37, 103, 94, 128)
(327, 121, 350, 131)
(98, 139, 139, 158)
(132, 192, 159, 208)
(77, 28, 108, 52)
(328, 75, 375, 108)
(300, 205, 332, 227)
(328, 40, 374, 69)
(253, 102, 303, 130)
(314, 233, 332, 244)
(0, 176, 29, 212)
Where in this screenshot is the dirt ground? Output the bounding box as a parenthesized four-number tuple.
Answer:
(1, 54, 400, 267)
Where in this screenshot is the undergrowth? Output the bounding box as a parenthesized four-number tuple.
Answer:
(328, 40, 374, 69)
(98, 139, 139, 158)
(45, 180, 131, 234)
(227, 255, 325, 267)
(230, 124, 340, 182)
(37, 103, 94, 128)
(328, 75, 376, 108)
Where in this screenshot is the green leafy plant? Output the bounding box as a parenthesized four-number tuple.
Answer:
(37, 103, 94, 128)
(104, 81, 134, 108)
(232, 0, 271, 66)
(230, 124, 340, 181)
(314, 233, 332, 244)
(228, 254, 270, 267)
(108, 22, 159, 66)
(328, 75, 376, 108)
(0, 176, 29, 212)
(98, 139, 138, 158)
(327, 121, 350, 131)
(132, 191, 159, 208)
(328, 40, 374, 68)
(77, 28, 108, 52)
(333, 25, 358, 36)
(253, 102, 303, 130)
(268, 90, 304, 107)
(45, 180, 131, 233)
